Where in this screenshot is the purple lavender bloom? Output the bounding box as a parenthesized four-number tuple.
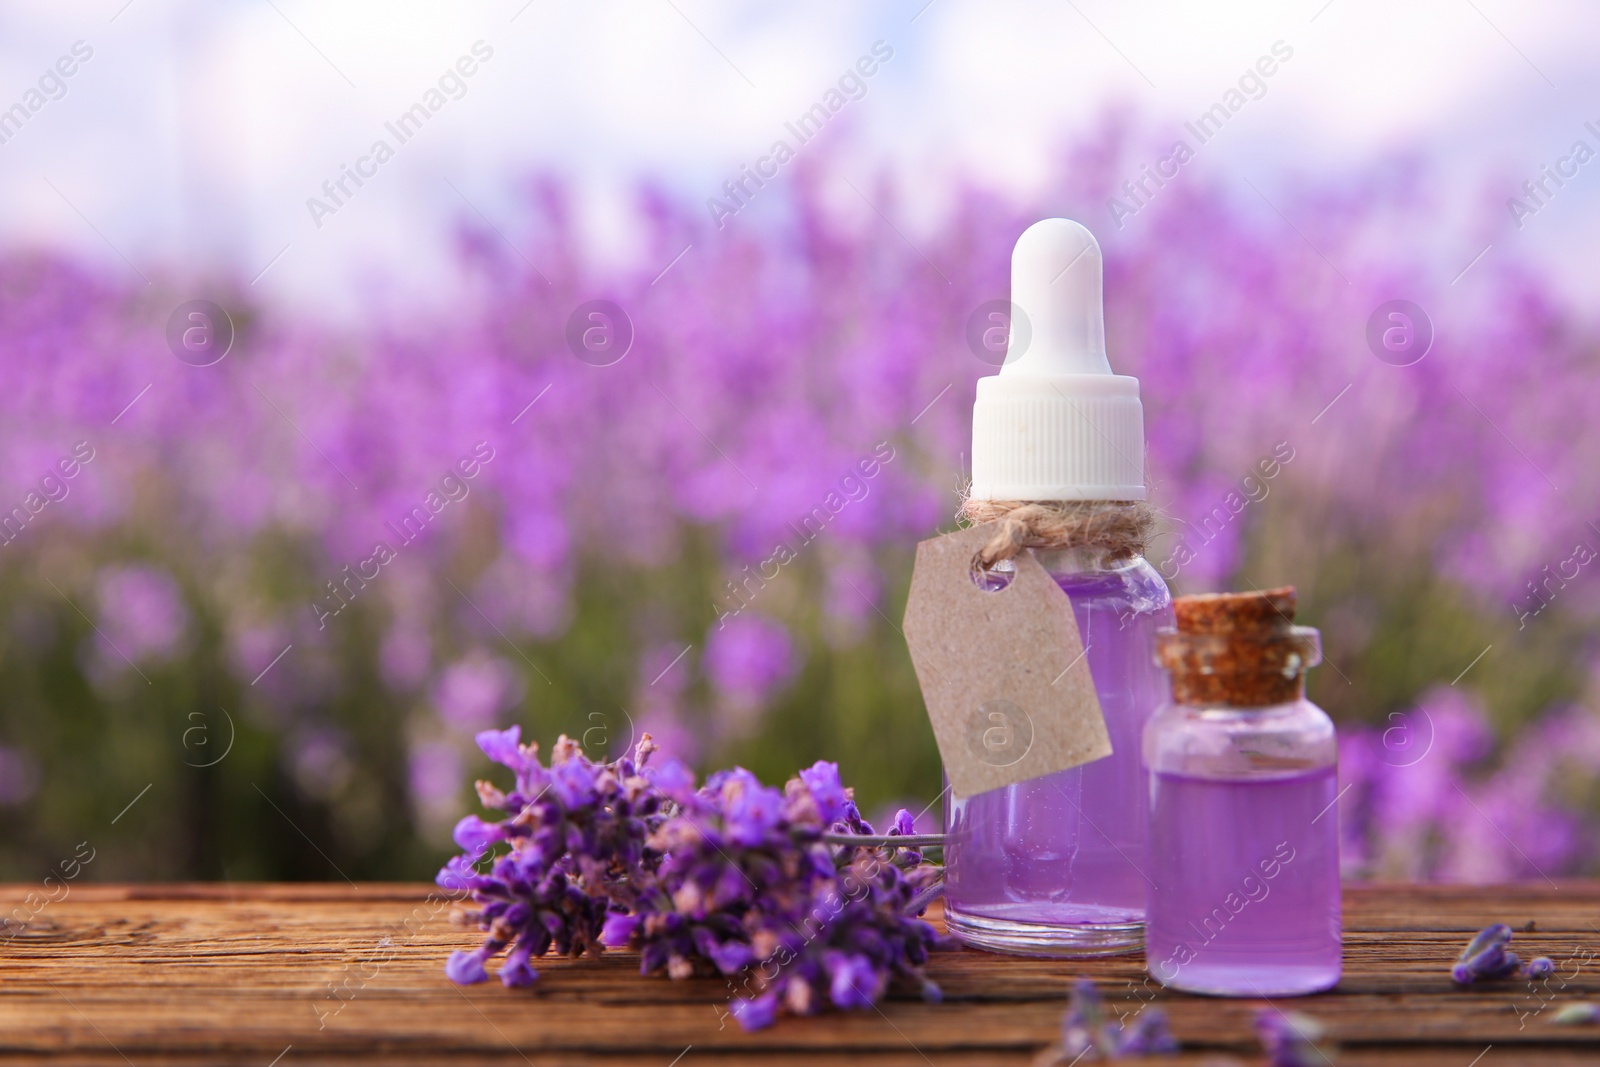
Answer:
(94, 564, 188, 664)
(16, 128, 1600, 897)
(436, 854, 483, 893)
(1481, 949, 1523, 980)
(379, 623, 431, 690)
(631, 760, 936, 1026)
(1466, 941, 1510, 978)
(1058, 978, 1115, 1060)
(703, 614, 795, 703)
(433, 653, 520, 730)
(452, 815, 505, 856)
(878, 808, 926, 868)
(440, 732, 940, 1028)
(0, 747, 41, 807)
(729, 992, 779, 1030)
(716, 767, 786, 846)
(445, 949, 489, 985)
(1119, 1007, 1179, 1056)
(499, 943, 538, 988)
(799, 761, 848, 825)
(410, 742, 464, 821)
(1459, 923, 1514, 962)
(1054, 978, 1179, 1059)
(600, 912, 639, 947)
(1527, 956, 1556, 980)
(475, 726, 528, 772)
(647, 758, 698, 804)
(826, 952, 883, 1010)
(549, 758, 598, 809)
(441, 734, 658, 987)
(701, 935, 754, 976)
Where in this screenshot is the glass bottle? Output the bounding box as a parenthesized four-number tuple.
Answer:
(943, 544, 1173, 955)
(945, 217, 1169, 955)
(1142, 588, 1341, 996)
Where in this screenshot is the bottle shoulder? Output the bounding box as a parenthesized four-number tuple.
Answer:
(1035, 550, 1172, 610)
(1142, 698, 1337, 778)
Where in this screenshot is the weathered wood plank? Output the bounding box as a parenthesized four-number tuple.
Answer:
(0, 884, 1594, 1065)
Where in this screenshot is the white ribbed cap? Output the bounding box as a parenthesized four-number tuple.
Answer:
(969, 218, 1146, 502)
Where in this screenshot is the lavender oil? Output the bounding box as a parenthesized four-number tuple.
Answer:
(945, 553, 1172, 953)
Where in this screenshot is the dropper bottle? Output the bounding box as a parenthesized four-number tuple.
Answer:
(944, 219, 1173, 956)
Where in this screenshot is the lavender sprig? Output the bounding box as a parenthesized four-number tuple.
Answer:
(440, 734, 942, 1030)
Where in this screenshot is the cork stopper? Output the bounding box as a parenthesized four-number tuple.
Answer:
(1157, 587, 1320, 707)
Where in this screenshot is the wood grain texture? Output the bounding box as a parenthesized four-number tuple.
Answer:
(0, 883, 1596, 1065)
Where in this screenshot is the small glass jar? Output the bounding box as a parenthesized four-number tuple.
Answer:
(1141, 588, 1341, 996)
(943, 543, 1173, 956)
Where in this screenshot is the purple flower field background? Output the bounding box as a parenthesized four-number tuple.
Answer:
(1, 128, 1596, 885)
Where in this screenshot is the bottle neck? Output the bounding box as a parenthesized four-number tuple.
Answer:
(1032, 544, 1144, 576)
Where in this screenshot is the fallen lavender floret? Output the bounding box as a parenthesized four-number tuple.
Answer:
(1117, 1006, 1179, 1056)
(1254, 1008, 1336, 1067)
(1552, 1002, 1600, 1025)
(1060, 978, 1109, 1060)
(440, 734, 942, 1031)
(1450, 923, 1538, 984)
(1460, 922, 1513, 960)
(1526, 956, 1555, 981)
(1035, 979, 1177, 1063)
(1471, 944, 1523, 981)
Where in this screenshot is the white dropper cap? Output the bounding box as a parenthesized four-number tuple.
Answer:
(969, 218, 1146, 501)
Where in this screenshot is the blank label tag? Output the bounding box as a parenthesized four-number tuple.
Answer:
(902, 522, 1111, 799)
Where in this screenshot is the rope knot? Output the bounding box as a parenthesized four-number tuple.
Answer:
(959, 498, 1156, 568)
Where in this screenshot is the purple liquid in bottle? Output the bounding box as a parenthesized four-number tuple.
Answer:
(944, 555, 1173, 956)
(1145, 767, 1341, 995)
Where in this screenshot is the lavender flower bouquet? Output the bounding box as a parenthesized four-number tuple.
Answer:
(441, 726, 942, 1029)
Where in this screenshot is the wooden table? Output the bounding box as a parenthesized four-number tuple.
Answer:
(1, 883, 1597, 1064)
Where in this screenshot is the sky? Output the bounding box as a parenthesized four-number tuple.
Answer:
(0, 0, 1596, 319)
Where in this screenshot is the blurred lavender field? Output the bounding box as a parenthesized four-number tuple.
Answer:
(1, 128, 1596, 885)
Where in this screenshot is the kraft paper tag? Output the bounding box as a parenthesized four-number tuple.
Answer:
(902, 522, 1111, 799)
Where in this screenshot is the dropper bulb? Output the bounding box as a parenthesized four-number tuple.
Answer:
(1003, 218, 1112, 376)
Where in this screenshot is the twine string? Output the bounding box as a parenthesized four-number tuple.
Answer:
(959, 498, 1156, 567)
